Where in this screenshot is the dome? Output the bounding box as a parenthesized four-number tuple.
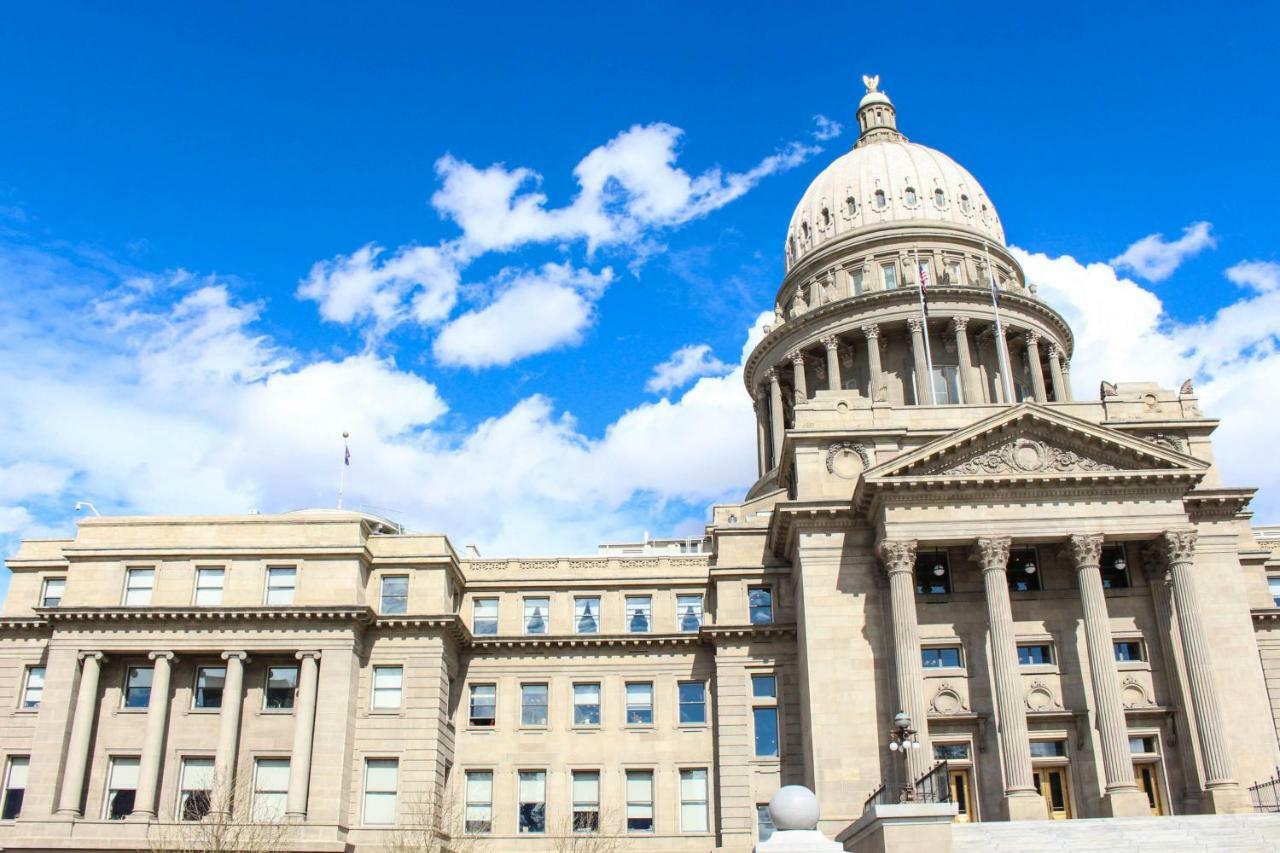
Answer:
(785, 80, 1004, 270)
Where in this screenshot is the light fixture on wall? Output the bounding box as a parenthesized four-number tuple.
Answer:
(932, 564, 946, 577)
(1024, 562, 1037, 575)
(1114, 557, 1128, 571)
(888, 711, 922, 803)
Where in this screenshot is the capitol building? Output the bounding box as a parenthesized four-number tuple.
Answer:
(3, 79, 1280, 853)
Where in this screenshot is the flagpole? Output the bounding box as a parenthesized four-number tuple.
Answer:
(912, 247, 937, 404)
(338, 431, 350, 509)
(983, 242, 1015, 403)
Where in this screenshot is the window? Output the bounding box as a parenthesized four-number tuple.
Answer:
(801, 221, 809, 241)
(881, 262, 897, 290)
(679, 681, 707, 724)
(521, 683, 548, 726)
(265, 567, 296, 605)
(757, 804, 775, 841)
(518, 770, 546, 833)
(820, 207, 831, 227)
(194, 568, 224, 606)
(748, 587, 773, 624)
(960, 194, 972, 214)
(464, 770, 493, 834)
(679, 769, 709, 832)
(677, 594, 703, 632)
(472, 598, 498, 636)
(1271, 577, 1280, 607)
(572, 770, 600, 833)
(2, 756, 28, 820)
(105, 756, 139, 820)
(124, 568, 154, 606)
(944, 259, 963, 286)
(1030, 740, 1067, 758)
(252, 758, 289, 821)
(124, 666, 153, 709)
(934, 188, 946, 208)
(626, 595, 652, 633)
(363, 759, 398, 825)
(574, 596, 600, 634)
(626, 682, 653, 725)
(1129, 736, 1157, 754)
(264, 666, 298, 710)
(930, 365, 962, 405)
(1114, 640, 1146, 663)
(20, 666, 44, 709)
(846, 196, 857, 216)
(1017, 644, 1054, 666)
(372, 666, 403, 710)
(625, 770, 654, 833)
(753, 674, 776, 699)
(914, 550, 951, 594)
(1007, 546, 1042, 592)
(1100, 545, 1131, 589)
(934, 742, 971, 761)
(178, 757, 213, 821)
(380, 575, 408, 614)
(573, 682, 601, 726)
(752, 675, 779, 758)
(874, 189, 887, 209)
(41, 577, 65, 607)
(852, 267, 865, 295)
(524, 597, 549, 634)
(469, 684, 496, 727)
(194, 666, 225, 709)
(921, 646, 962, 669)
(904, 186, 918, 206)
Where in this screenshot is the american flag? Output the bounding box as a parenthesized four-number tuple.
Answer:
(344, 445, 351, 466)
(918, 262, 930, 315)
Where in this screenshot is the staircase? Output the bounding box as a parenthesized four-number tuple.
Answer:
(952, 813, 1280, 853)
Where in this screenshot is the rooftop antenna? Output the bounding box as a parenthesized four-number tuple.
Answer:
(74, 500, 101, 517)
(337, 431, 351, 509)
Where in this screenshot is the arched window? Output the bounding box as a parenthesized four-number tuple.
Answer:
(904, 187, 917, 206)
(960, 194, 972, 214)
(789, 236, 796, 258)
(846, 195, 857, 216)
(801, 221, 810, 241)
(934, 188, 946, 208)
(874, 189, 887, 209)
(821, 207, 831, 227)
(980, 203, 990, 223)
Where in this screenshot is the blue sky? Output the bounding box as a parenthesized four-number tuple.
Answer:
(3, 2, 1280, 602)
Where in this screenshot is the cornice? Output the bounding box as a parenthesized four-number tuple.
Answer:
(1252, 608, 1280, 624)
(371, 614, 470, 644)
(1183, 488, 1256, 520)
(60, 545, 372, 559)
(469, 631, 704, 652)
(700, 623, 798, 642)
(0, 617, 50, 633)
(35, 605, 376, 624)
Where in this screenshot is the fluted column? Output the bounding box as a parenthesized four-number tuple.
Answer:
(821, 335, 842, 391)
(951, 317, 979, 404)
(286, 651, 321, 820)
(972, 538, 1044, 819)
(1066, 534, 1149, 815)
(132, 651, 175, 819)
(862, 324, 883, 401)
(212, 651, 248, 815)
(877, 539, 931, 785)
(907, 318, 932, 404)
(753, 389, 769, 476)
(788, 350, 808, 403)
(767, 368, 784, 469)
(1161, 530, 1241, 811)
(57, 652, 105, 816)
(1023, 332, 1047, 403)
(1060, 359, 1073, 400)
(1047, 345, 1067, 402)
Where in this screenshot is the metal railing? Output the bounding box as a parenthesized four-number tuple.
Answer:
(863, 762, 952, 813)
(863, 781, 890, 811)
(1249, 768, 1280, 812)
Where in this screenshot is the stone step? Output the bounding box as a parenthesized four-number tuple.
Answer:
(952, 812, 1280, 853)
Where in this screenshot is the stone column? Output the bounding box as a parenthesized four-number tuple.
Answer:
(767, 368, 785, 469)
(862, 324, 883, 401)
(132, 651, 175, 819)
(1023, 332, 1047, 403)
(821, 335, 842, 391)
(1161, 530, 1242, 811)
(907, 318, 932, 405)
(286, 651, 321, 820)
(753, 389, 769, 476)
(951, 317, 980, 404)
(877, 540, 931, 786)
(1047, 345, 1067, 402)
(1066, 534, 1150, 816)
(56, 652, 105, 816)
(971, 538, 1044, 820)
(789, 349, 808, 403)
(213, 651, 248, 815)
(1060, 360, 1073, 400)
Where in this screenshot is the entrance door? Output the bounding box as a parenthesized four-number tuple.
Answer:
(949, 767, 974, 822)
(1135, 762, 1165, 815)
(1032, 767, 1072, 819)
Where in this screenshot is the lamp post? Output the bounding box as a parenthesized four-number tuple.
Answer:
(888, 710, 923, 802)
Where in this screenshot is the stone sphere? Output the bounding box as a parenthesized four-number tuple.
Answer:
(768, 785, 821, 831)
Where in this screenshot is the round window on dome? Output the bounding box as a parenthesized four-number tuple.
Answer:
(874, 189, 887, 210)
(960, 194, 972, 214)
(904, 187, 917, 206)
(846, 196, 857, 216)
(934, 188, 946, 208)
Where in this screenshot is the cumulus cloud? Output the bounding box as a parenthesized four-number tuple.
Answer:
(297, 242, 462, 332)
(812, 114, 843, 141)
(1225, 260, 1280, 293)
(1108, 220, 1216, 282)
(645, 344, 730, 393)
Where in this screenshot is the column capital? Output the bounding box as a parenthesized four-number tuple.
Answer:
(861, 323, 881, 340)
(295, 650, 323, 662)
(1024, 329, 1042, 347)
(764, 366, 779, 383)
(148, 651, 175, 663)
(1061, 360, 1071, 374)
(1047, 344, 1061, 360)
(950, 316, 969, 333)
(877, 539, 918, 575)
(787, 349, 806, 366)
(78, 651, 106, 663)
(820, 335, 839, 351)
(221, 650, 250, 663)
(971, 536, 1012, 572)
(1161, 529, 1198, 564)
(1065, 533, 1104, 568)
(906, 317, 924, 333)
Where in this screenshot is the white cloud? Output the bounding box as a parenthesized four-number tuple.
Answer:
(645, 344, 730, 393)
(1225, 260, 1280, 293)
(812, 114, 843, 141)
(433, 263, 614, 368)
(1108, 221, 1216, 282)
(297, 242, 462, 331)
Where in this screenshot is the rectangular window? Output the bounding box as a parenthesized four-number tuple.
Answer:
(379, 575, 408, 614)
(933, 742, 971, 761)
(851, 268, 864, 296)
(1017, 644, 1054, 666)
(757, 804, 775, 842)
(1129, 736, 1157, 754)
(469, 684, 496, 727)
(124, 666, 153, 708)
(521, 683, 548, 726)
(945, 259, 963, 286)
(573, 682, 601, 726)
(21, 666, 44, 709)
(2, 756, 28, 820)
(921, 646, 963, 669)
(194, 568, 224, 606)
(676, 594, 704, 632)
(372, 666, 403, 710)
(574, 596, 600, 634)
(752, 675, 777, 699)
(753, 707, 779, 757)
(524, 597, 549, 634)
(930, 365, 962, 405)
(678, 681, 707, 724)
(679, 768, 709, 832)
(194, 666, 225, 709)
(105, 756, 139, 820)
(41, 577, 65, 608)
(625, 770, 654, 833)
(472, 598, 498, 636)
(1270, 577, 1280, 607)
(1114, 640, 1146, 663)
(464, 770, 493, 834)
(748, 586, 773, 624)
(518, 770, 546, 834)
(363, 758, 398, 825)
(1029, 740, 1067, 758)
(625, 595, 652, 633)
(252, 758, 289, 821)
(572, 770, 600, 833)
(882, 262, 897, 290)
(264, 666, 298, 710)
(1100, 545, 1130, 589)
(265, 567, 296, 605)
(1007, 547, 1042, 592)
(915, 550, 951, 594)
(626, 682, 653, 725)
(178, 757, 214, 821)
(124, 568, 154, 606)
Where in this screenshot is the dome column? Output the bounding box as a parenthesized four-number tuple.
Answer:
(907, 319, 932, 405)
(861, 324, 883, 401)
(788, 350, 808, 403)
(1047, 345, 1068, 401)
(1060, 359, 1073, 400)
(821, 336, 842, 391)
(753, 388, 769, 476)
(1023, 332, 1048, 403)
(767, 368, 785, 469)
(951, 317, 980, 404)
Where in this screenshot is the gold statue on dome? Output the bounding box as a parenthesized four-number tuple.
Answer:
(862, 74, 881, 93)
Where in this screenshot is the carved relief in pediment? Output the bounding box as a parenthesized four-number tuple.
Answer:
(930, 682, 970, 715)
(933, 436, 1119, 476)
(1121, 677, 1154, 709)
(1025, 682, 1063, 712)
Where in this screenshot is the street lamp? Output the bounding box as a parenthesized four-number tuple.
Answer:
(887, 710, 922, 802)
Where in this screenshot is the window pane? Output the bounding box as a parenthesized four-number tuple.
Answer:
(626, 682, 653, 724)
(110, 756, 140, 788)
(470, 684, 496, 726)
(753, 707, 779, 756)
(626, 771, 653, 832)
(679, 681, 706, 724)
(524, 598, 549, 634)
(518, 771, 545, 833)
(915, 552, 951, 595)
(42, 578, 65, 606)
(757, 804, 775, 841)
(626, 596, 651, 633)
(749, 588, 773, 624)
(181, 757, 215, 790)
(521, 683, 548, 725)
(125, 667, 153, 708)
(473, 598, 498, 635)
(265, 666, 298, 709)
(1017, 645, 1052, 666)
(574, 683, 601, 725)
(266, 567, 295, 604)
(195, 568, 224, 605)
(465, 770, 493, 833)
(574, 597, 600, 634)
(677, 595, 703, 632)
(751, 675, 776, 699)
(372, 666, 403, 709)
(921, 647, 962, 668)
(680, 768, 709, 831)
(1029, 740, 1066, 758)
(22, 667, 44, 708)
(933, 742, 970, 760)
(380, 576, 408, 614)
(196, 667, 225, 708)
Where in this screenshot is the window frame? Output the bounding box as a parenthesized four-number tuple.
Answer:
(520, 682, 549, 727)
(756, 803, 776, 842)
(2, 755, 28, 820)
(123, 665, 154, 709)
(1100, 544, 1131, 589)
(193, 665, 226, 710)
(574, 596, 601, 634)
(517, 769, 547, 834)
(40, 576, 65, 608)
(678, 680, 707, 725)
(463, 769, 493, 835)
(471, 597, 499, 636)
(251, 757, 290, 822)
(1269, 575, 1280, 607)
(193, 566, 225, 606)
(676, 594, 703, 632)
(1113, 638, 1147, 664)
(748, 586, 773, 625)
(572, 681, 602, 727)
(571, 769, 601, 834)
(123, 567, 155, 606)
(362, 757, 399, 826)
(177, 755, 214, 821)
(751, 674, 780, 758)
(103, 755, 140, 820)
(371, 665, 404, 711)
(20, 666, 44, 710)
(625, 595, 652, 634)
(468, 683, 497, 728)
(1016, 643, 1056, 668)
(625, 769, 655, 834)
(914, 549, 952, 595)
(263, 665, 299, 711)
(264, 566, 297, 606)
(379, 574, 409, 615)
(625, 681, 654, 726)
(523, 596, 550, 635)
(881, 261, 897, 290)
(920, 645, 964, 670)
(1007, 546, 1043, 592)
(679, 767, 710, 833)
